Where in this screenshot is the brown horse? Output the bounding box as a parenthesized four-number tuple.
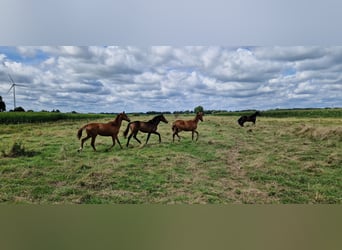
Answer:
(172, 112, 204, 142)
(123, 114, 168, 147)
(77, 112, 130, 152)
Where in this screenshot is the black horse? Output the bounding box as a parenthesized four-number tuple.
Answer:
(238, 111, 261, 127)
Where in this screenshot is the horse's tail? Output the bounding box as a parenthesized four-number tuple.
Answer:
(77, 125, 86, 139)
(123, 122, 131, 138)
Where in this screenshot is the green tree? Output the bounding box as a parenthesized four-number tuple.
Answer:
(0, 96, 6, 112)
(14, 106, 25, 112)
(194, 105, 204, 113)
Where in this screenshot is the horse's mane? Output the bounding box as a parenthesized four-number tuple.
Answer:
(110, 113, 125, 125)
(251, 111, 260, 117)
(148, 114, 163, 124)
(194, 112, 203, 121)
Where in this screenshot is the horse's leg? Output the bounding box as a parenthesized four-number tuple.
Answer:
(194, 130, 199, 141)
(155, 131, 162, 143)
(78, 134, 91, 152)
(126, 132, 133, 147)
(191, 130, 198, 141)
(90, 136, 97, 151)
(109, 135, 116, 149)
(145, 133, 151, 144)
(172, 129, 179, 142)
(173, 129, 181, 142)
(116, 136, 123, 149)
(133, 131, 142, 144)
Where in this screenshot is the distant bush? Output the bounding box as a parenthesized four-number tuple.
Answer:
(13, 106, 25, 112)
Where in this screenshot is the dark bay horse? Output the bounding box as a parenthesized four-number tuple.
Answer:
(172, 112, 204, 142)
(238, 111, 261, 127)
(77, 112, 130, 152)
(123, 114, 168, 147)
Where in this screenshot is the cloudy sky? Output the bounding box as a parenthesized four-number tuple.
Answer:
(1, 46, 342, 113)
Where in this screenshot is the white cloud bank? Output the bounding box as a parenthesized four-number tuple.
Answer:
(0, 46, 341, 113)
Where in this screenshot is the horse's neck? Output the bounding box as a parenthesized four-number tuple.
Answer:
(113, 115, 123, 126)
(153, 119, 161, 126)
(149, 117, 160, 126)
(193, 116, 200, 123)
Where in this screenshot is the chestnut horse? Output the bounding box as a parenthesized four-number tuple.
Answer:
(237, 111, 261, 127)
(123, 114, 168, 147)
(172, 112, 204, 142)
(77, 112, 130, 152)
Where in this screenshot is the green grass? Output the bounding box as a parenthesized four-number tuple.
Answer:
(0, 113, 341, 204)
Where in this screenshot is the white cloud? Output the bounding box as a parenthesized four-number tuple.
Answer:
(0, 46, 342, 112)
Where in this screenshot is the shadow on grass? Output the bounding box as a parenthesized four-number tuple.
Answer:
(1, 141, 40, 158)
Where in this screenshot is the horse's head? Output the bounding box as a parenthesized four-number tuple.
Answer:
(197, 112, 204, 122)
(255, 111, 261, 116)
(160, 114, 168, 124)
(120, 112, 130, 122)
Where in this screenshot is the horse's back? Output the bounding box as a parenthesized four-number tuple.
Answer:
(85, 123, 100, 132)
(131, 120, 152, 132)
(129, 121, 140, 129)
(86, 122, 119, 136)
(173, 119, 196, 131)
(173, 120, 185, 128)
(139, 121, 157, 133)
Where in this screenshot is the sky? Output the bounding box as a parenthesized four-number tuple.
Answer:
(1, 1, 341, 113)
(0, 46, 342, 113)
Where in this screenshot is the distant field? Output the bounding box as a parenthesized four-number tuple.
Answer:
(0, 112, 341, 204)
(1, 108, 342, 124)
(216, 108, 342, 118)
(0, 112, 111, 124)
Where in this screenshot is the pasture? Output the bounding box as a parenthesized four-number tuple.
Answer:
(0, 112, 341, 204)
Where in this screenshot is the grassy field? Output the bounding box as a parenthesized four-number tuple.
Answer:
(0, 113, 341, 204)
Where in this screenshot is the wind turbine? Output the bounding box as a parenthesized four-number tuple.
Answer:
(7, 74, 26, 110)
